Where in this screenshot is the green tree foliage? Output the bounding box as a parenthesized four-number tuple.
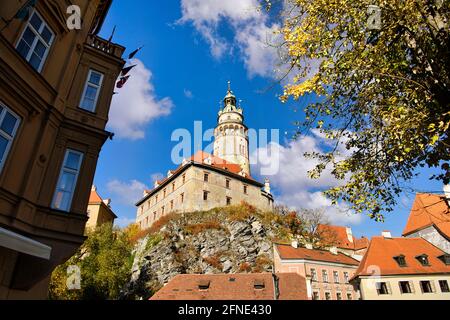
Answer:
(49, 223, 134, 300)
(274, 0, 449, 220)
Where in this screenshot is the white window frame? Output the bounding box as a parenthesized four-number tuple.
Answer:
(15, 10, 54, 72)
(79, 69, 104, 112)
(52, 149, 84, 212)
(0, 102, 21, 173)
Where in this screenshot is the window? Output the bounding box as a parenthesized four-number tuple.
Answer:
(79, 70, 104, 112)
(182, 174, 186, 184)
(170, 200, 174, 210)
(204, 173, 209, 182)
(420, 281, 433, 293)
(203, 191, 209, 201)
(172, 182, 176, 192)
(156, 195, 159, 203)
(312, 292, 319, 300)
(438, 254, 450, 265)
(16, 11, 54, 72)
(52, 149, 83, 212)
(310, 268, 317, 281)
(394, 255, 407, 267)
(225, 179, 230, 189)
(325, 292, 331, 300)
(161, 206, 165, 215)
(336, 292, 342, 300)
(322, 270, 329, 283)
(333, 271, 340, 283)
(399, 281, 412, 294)
(153, 212, 156, 221)
(180, 193, 184, 203)
(226, 197, 232, 206)
(0, 104, 20, 172)
(376, 282, 390, 295)
(343, 272, 349, 284)
(347, 293, 352, 300)
(416, 254, 430, 266)
(163, 189, 167, 198)
(243, 185, 248, 194)
(439, 280, 450, 293)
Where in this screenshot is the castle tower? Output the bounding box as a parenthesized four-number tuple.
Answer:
(213, 82, 250, 176)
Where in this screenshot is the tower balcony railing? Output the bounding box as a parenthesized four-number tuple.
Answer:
(85, 34, 125, 59)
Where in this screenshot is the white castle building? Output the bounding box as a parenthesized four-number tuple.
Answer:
(135, 84, 274, 229)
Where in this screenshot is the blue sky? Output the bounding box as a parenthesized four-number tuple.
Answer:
(91, 0, 444, 238)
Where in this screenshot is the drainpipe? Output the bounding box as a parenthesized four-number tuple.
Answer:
(272, 273, 280, 300)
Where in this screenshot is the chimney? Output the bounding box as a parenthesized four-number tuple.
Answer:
(291, 240, 298, 249)
(346, 227, 354, 243)
(264, 178, 271, 194)
(102, 199, 111, 207)
(444, 185, 450, 206)
(382, 230, 392, 238)
(91, 185, 97, 191)
(143, 190, 149, 197)
(167, 170, 173, 178)
(305, 243, 313, 250)
(329, 246, 338, 255)
(154, 180, 160, 188)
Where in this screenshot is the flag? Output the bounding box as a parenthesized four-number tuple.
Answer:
(128, 46, 143, 60)
(14, 0, 38, 21)
(116, 76, 130, 89)
(121, 64, 137, 76)
(107, 25, 116, 42)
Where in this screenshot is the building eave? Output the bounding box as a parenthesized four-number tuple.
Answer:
(0, 226, 52, 260)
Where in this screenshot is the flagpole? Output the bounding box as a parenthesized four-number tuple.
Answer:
(0, 0, 37, 33)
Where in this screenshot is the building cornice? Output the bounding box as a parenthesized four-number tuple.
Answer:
(136, 160, 265, 206)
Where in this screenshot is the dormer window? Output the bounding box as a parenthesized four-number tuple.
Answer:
(438, 254, 450, 265)
(254, 280, 265, 290)
(198, 280, 210, 290)
(416, 254, 430, 266)
(393, 255, 407, 267)
(16, 10, 54, 72)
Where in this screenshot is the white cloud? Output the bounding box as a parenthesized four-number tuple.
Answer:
(108, 59, 174, 140)
(106, 179, 148, 206)
(183, 89, 194, 99)
(251, 132, 363, 225)
(178, 0, 281, 78)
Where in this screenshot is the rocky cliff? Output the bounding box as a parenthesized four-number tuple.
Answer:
(120, 204, 298, 300)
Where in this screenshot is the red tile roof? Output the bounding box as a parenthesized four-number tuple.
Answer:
(275, 244, 360, 266)
(150, 273, 309, 300)
(317, 224, 369, 251)
(88, 188, 103, 204)
(353, 237, 450, 278)
(402, 193, 450, 239)
(142, 151, 258, 196)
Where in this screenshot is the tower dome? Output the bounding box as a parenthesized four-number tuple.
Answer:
(213, 82, 250, 176)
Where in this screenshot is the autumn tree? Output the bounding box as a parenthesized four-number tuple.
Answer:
(49, 223, 134, 300)
(273, 0, 449, 221)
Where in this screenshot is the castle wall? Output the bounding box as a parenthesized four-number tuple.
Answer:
(136, 165, 274, 230)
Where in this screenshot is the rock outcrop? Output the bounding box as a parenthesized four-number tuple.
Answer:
(120, 206, 293, 299)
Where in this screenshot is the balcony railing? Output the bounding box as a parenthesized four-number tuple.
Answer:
(85, 34, 125, 59)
